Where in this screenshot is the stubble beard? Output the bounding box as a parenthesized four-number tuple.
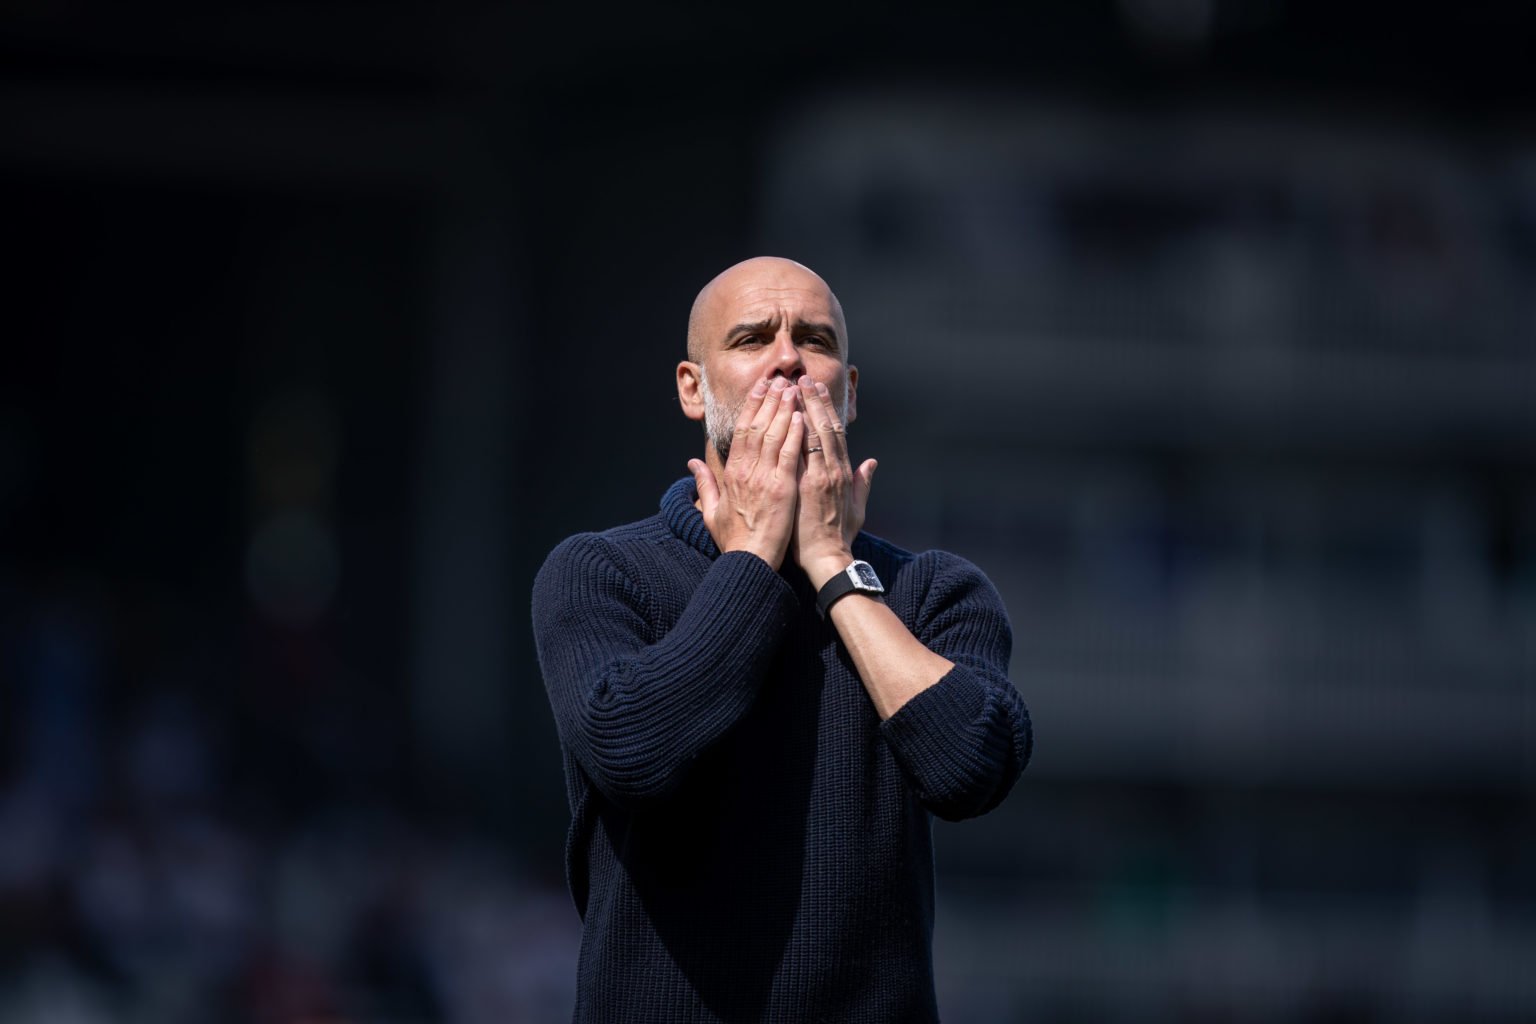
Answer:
(699, 368, 743, 465)
(698, 368, 847, 466)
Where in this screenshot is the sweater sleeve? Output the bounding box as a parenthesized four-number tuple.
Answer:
(531, 534, 797, 807)
(878, 551, 1032, 822)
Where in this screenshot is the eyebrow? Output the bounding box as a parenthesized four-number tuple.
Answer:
(724, 318, 841, 349)
(725, 318, 777, 339)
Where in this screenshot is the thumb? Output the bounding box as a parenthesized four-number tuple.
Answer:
(854, 458, 877, 504)
(688, 458, 719, 513)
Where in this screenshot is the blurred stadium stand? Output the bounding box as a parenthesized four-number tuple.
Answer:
(759, 92, 1535, 1021)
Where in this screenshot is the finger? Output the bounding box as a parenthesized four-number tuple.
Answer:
(733, 377, 770, 429)
(689, 458, 720, 514)
(758, 379, 799, 460)
(780, 410, 806, 468)
(800, 402, 822, 458)
(803, 422, 822, 459)
(854, 458, 877, 506)
(743, 376, 777, 427)
(800, 377, 848, 465)
(794, 376, 827, 459)
(731, 378, 775, 461)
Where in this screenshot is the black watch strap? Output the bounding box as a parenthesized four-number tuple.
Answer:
(815, 560, 885, 617)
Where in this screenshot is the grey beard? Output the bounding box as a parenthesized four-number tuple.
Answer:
(700, 369, 742, 464)
(699, 370, 847, 465)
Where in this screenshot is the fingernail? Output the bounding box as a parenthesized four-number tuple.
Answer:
(770, 378, 786, 391)
(751, 380, 768, 397)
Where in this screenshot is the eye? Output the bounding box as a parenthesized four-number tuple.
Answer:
(803, 335, 832, 350)
(735, 334, 766, 348)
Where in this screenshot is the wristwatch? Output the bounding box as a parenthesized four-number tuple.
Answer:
(815, 559, 885, 617)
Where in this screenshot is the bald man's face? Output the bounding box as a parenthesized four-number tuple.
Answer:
(678, 260, 857, 463)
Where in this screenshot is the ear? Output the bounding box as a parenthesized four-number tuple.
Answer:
(677, 361, 706, 422)
(844, 364, 859, 425)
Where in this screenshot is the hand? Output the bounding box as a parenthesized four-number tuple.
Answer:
(793, 375, 877, 588)
(689, 377, 805, 570)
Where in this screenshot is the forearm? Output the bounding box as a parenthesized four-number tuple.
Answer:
(816, 548, 1032, 820)
(824, 592, 953, 719)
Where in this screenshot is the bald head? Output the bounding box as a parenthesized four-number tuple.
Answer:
(686, 257, 848, 363)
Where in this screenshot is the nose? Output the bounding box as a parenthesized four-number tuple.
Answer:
(768, 330, 804, 380)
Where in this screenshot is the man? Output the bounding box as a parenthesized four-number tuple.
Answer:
(532, 257, 1031, 1023)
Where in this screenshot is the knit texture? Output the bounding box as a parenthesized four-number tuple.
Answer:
(531, 479, 1032, 1023)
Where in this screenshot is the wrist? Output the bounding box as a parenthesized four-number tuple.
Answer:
(812, 556, 886, 617)
(724, 538, 785, 571)
(802, 549, 855, 589)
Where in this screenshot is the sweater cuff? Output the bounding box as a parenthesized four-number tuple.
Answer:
(880, 665, 990, 754)
(878, 665, 1017, 819)
(703, 549, 797, 610)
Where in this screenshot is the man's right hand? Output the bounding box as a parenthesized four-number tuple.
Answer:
(689, 377, 804, 570)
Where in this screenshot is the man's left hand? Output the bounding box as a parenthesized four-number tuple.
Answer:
(793, 375, 877, 589)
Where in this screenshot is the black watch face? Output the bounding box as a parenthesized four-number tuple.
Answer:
(851, 562, 881, 589)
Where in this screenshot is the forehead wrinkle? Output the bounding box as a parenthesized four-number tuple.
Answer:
(729, 291, 835, 328)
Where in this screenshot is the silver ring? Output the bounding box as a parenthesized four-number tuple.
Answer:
(807, 446, 824, 454)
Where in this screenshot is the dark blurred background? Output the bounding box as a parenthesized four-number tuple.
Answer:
(3, 2, 1534, 1022)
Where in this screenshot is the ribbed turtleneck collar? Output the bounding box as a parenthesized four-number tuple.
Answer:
(661, 477, 719, 558)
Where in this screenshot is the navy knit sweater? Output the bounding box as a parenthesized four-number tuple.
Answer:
(531, 479, 1032, 1023)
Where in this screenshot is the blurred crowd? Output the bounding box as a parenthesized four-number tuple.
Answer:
(0, 585, 577, 1024)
